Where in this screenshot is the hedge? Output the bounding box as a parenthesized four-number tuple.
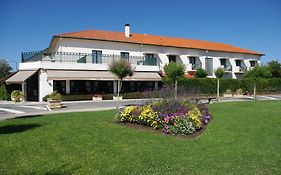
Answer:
(163, 77, 281, 95)
(0, 84, 10, 100)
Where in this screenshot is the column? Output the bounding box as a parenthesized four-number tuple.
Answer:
(66, 80, 70, 94)
(154, 81, 158, 90)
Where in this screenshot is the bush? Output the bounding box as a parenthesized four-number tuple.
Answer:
(61, 94, 93, 101)
(236, 88, 243, 94)
(44, 91, 62, 101)
(102, 94, 113, 100)
(194, 68, 208, 78)
(171, 116, 196, 135)
(225, 89, 232, 94)
(11, 90, 23, 102)
(0, 84, 9, 100)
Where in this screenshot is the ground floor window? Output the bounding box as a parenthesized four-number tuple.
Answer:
(70, 80, 113, 94)
(122, 81, 156, 93)
(53, 80, 66, 94)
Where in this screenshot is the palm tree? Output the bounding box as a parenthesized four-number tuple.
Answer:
(244, 65, 272, 100)
(164, 62, 185, 99)
(109, 59, 134, 111)
(214, 68, 225, 101)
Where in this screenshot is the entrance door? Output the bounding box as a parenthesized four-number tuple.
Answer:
(26, 72, 39, 101)
(205, 58, 213, 76)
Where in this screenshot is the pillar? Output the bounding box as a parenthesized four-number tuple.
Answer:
(66, 80, 70, 94)
(154, 81, 158, 90)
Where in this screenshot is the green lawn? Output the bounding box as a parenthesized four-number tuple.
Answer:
(0, 101, 280, 175)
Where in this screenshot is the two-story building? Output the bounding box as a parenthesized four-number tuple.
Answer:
(6, 24, 263, 102)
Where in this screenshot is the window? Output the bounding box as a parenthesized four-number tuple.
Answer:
(189, 57, 196, 65)
(144, 54, 157, 65)
(121, 52, 129, 61)
(168, 55, 176, 63)
(235, 60, 242, 67)
(92, 50, 102, 64)
(220, 59, 227, 67)
(53, 80, 66, 94)
(250, 61, 257, 67)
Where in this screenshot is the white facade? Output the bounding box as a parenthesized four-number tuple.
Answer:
(15, 32, 261, 102)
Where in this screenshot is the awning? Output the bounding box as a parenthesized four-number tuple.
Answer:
(47, 70, 161, 81)
(5, 70, 37, 84)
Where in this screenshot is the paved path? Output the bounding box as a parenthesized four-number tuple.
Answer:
(0, 95, 280, 121)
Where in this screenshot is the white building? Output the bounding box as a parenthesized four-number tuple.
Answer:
(6, 24, 263, 101)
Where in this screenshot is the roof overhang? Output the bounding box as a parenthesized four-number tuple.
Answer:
(5, 70, 38, 84)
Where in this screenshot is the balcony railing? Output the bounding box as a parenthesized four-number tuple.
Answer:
(221, 65, 232, 72)
(191, 63, 202, 70)
(21, 50, 159, 66)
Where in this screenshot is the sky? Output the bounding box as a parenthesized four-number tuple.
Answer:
(0, 0, 280, 70)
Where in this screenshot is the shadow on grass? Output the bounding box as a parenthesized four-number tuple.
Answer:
(11, 115, 43, 120)
(0, 123, 41, 134)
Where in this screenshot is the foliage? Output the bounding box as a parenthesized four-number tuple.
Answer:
(244, 65, 272, 80)
(109, 59, 134, 80)
(0, 60, 12, 78)
(0, 84, 9, 100)
(119, 99, 211, 135)
(166, 77, 281, 95)
(267, 60, 281, 78)
(214, 67, 225, 79)
(194, 67, 208, 78)
(48, 91, 62, 101)
(164, 62, 185, 82)
(11, 90, 23, 102)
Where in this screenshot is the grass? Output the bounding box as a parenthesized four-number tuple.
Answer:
(0, 101, 281, 175)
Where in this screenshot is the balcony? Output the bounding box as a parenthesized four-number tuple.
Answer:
(233, 66, 247, 73)
(21, 50, 159, 66)
(220, 65, 232, 72)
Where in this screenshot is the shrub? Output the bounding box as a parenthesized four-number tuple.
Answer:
(102, 94, 113, 100)
(46, 91, 62, 101)
(0, 84, 9, 100)
(236, 88, 243, 94)
(11, 90, 23, 102)
(194, 68, 208, 78)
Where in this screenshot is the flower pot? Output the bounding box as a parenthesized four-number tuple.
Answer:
(47, 99, 62, 109)
(92, 96, 103, 101)
(223, 94, 233, 98)
(113, 96, 123, 100)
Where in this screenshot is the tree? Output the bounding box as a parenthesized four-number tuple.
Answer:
(244, 65, 272, 100)
(267, 60, 281, 78)
(164, 62, 185, 99)
(214, 67, 225, 100)
(109, 59, 134, 112)
(0, 60, 12, 78)
(194, 67, 208, 78)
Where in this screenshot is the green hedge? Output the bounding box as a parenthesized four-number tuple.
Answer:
(0, 84, 10, 100)
(164, 78, 281, 95)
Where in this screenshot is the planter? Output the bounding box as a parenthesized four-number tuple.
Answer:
(223, 94, 233, 98)
(113, 96, 123, 100)
(47, 99, 62, 109)
(92, 96, 103, 101)
(234, 94, 244, 98)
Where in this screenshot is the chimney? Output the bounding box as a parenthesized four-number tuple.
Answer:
(125, 24, 130, 37)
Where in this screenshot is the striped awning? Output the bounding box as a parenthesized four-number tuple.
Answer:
(5, 70, 38, 84)
(47, 70, 161, 81)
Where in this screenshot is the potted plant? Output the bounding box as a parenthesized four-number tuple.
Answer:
(234, 88, 243, 98)
(47, 91, 62, 109)
(92, 94, 103, 101)
(11, 90, 23, 103)
(223, 89, 233, 98)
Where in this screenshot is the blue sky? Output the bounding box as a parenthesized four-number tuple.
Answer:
(0, 0, 280, 70)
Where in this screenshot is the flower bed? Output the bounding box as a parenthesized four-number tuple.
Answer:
(118, 99, 212, 136)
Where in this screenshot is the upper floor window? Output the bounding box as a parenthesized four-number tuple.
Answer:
(250, 61, 257, 67)
(92, 50, 102, 64)
(121, 52, 129, 61)
(235, 60, 242, 67)
(189, 57, 196, 65)
(168, 55, 176, 63)
(220, 59, 227, 67)
(144, 54, 157, 65)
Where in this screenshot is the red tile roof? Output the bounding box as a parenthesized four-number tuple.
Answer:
(55, 29, 263, 55)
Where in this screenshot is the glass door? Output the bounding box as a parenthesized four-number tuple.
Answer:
(205, 58, 213, 76)
(92, 50, 102, 64)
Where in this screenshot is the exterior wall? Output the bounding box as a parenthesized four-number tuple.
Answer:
(38, 69, 53, 102)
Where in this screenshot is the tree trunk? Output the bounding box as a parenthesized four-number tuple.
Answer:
(253, 81, 256, 100)
(116, 79, 122, 116)
(175, 79, 178, 99)
(217, 78, 220, 101)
